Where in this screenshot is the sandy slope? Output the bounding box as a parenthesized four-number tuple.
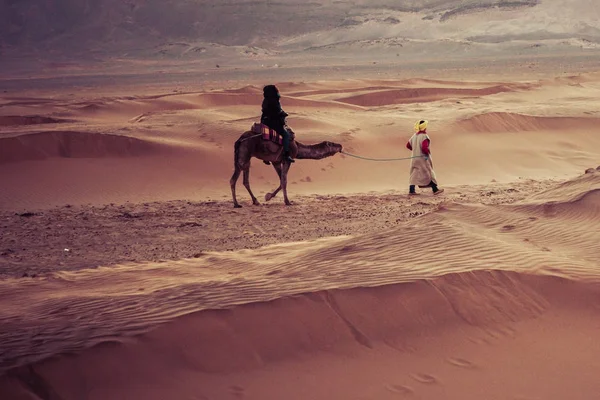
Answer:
(0, 168, 599, 399)
(2, 66, 600, 399)
(2, 74, 600, 210)
(0, 178, 558, 278)
(2, 1, 600, 398)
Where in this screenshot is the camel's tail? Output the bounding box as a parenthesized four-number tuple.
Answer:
(233, 137, 242, 168)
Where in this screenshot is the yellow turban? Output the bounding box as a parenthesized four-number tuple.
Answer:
(414, 120, 428, 132)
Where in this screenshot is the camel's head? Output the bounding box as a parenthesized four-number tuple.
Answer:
(322, 141, 343, 155)
(296, 140, 343, 159)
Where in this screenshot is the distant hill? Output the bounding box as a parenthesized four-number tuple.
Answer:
(0, 1, 542, 50)
(2, 0, 599, 64)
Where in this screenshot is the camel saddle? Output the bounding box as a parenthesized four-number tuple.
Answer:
(251, 122, 294, 145)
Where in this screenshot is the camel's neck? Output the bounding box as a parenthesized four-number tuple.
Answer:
(296, 142, 338, 160)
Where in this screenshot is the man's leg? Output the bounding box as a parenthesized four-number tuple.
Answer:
(280, 127, 294, 163)
(431, 181, 444, 195)
(409, 185, 416, 194)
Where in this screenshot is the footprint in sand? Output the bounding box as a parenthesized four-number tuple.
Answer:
(266, 269, 281, 276)
(409, 373, 439, 384)
(446, 357, 477, 369)
(385, 384, 414, 395)
(230, 385, 245, 398)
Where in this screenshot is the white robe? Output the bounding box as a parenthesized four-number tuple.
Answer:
(408, 132, 437, 187)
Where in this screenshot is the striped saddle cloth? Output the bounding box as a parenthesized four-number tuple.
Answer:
(251, 123, 283, 145)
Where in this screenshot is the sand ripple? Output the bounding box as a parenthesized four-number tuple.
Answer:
(1, 169, 599, 375)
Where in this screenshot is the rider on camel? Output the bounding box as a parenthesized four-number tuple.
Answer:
(261, 84, 294, 163)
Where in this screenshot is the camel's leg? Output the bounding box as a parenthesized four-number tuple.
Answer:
(265, 163, 283, 202)
(243, 168, 260, 206)
(230, 166, 242, 208)
(281, 162, 292, 206)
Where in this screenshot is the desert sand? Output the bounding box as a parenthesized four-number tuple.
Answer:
(2, 1, 600, 399)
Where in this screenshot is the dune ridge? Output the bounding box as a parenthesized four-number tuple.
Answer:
(2, 1, 600, 398)
(0, 116, 72, 127)
(454, 112, 600, 133)
(3, 76, 600, 211)
(0, 169, 599, 380)
(1, 270, 599, 399)
(0, 131, 167, 164)
(1, 73, 600, 400)
(335, 85, 521, 107)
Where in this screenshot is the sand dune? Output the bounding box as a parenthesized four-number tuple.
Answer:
(191, 92, 361, 111)
(1, 168, 600, 399)
(71, 97, 201, 120)
(3, 271, 599, 400)
(2, 1, 600, 398)
(0, 131, 165, 164)
(454, 112, 600, 133)
(0, 179, 559, 279)
(337, 85, 518, 107)
(3, 75, 600, 209)
(2, 64, 600, 399)
(1, 269, 557, 376)
(0, 115, 72, 127)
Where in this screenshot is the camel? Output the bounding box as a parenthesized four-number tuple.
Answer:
(230, 127, 343, 207)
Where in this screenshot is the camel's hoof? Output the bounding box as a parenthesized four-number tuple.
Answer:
(253, 201, 261, 206)
(285, 202, 293, 206)
(265, 193, 273, 202)
(234, 204, 242, 208)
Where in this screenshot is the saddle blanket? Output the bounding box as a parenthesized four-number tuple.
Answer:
(251, 122, 283, 145)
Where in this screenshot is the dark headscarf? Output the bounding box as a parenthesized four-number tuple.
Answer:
(263, 84, 280, 99)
